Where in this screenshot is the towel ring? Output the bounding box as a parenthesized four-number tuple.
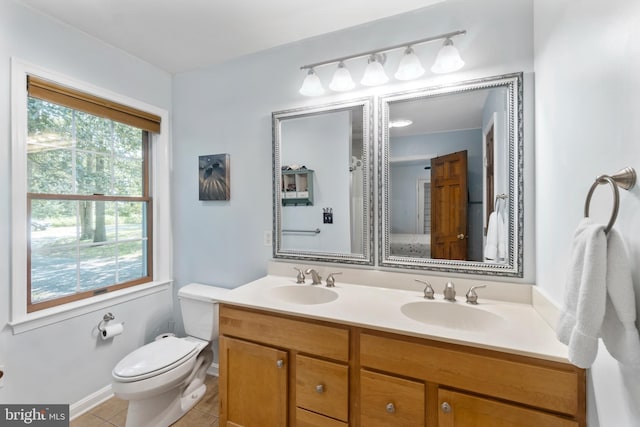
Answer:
(583, 167, 636, 234)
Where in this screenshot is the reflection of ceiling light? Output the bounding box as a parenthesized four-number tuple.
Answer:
(389, 119, 413, 128)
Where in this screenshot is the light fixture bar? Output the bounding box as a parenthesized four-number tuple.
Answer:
(300, 29, 466, 71)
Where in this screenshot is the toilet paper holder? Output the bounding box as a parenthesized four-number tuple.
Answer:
(98, 312, 116, 332)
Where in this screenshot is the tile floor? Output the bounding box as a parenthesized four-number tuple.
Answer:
(70, 375, 219, 427)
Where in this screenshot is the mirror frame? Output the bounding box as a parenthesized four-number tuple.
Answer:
(379, 73, 524, 276)
(272, 97, 374, 265)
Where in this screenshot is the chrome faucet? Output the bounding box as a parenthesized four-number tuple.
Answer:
(305, 268, 322, 285)
(443, 281, 456, 302)
(415, 279, 435, 299)
(465, 285, 486, 305)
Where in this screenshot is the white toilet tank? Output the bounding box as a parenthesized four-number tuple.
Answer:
(178, 283, 230, 341)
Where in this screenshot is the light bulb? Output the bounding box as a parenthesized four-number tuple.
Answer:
(360, 55, 389, 86)
(431, 38, 465, 74)
(329, 62, 355, 92)
(394, 47, 425, 81)
(299, 68, 325, 96)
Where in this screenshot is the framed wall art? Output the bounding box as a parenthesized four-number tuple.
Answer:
(199, 153, 230, 201)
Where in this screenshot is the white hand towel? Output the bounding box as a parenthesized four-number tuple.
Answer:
(601, 228, 640, 367)
(484, 211, 501, 261)
(485, 210, 507, 262)
(556, 218, 607, 368)
(496, 210, 507, 260)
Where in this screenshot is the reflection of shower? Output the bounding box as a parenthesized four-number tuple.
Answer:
(350, 156, 364, 253)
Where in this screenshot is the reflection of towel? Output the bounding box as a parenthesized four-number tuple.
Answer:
(601, 229, 640, 367)
(557, 218, 640, 368)
(556, 218, 607, 368)
(484, 211, 507, 261)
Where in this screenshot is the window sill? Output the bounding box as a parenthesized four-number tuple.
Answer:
(9, 280, 173, 334)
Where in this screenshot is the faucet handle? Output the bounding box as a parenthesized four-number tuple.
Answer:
(293, 267, 305, 284)
(465, 285, 487, 305)
(415, 279, 435, 299)
(326, 272, 342, 288)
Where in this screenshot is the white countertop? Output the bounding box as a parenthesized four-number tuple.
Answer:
(217, 274, 571, 363)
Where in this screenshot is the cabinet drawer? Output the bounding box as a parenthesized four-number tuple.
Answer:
(438, 389, 578, 427)
(296, 355, 349, 422)
(360, 332, 583, 417)
(297, 408, 349, 427)
(360, 369, 425, 427)
(220, 305, 349, 361)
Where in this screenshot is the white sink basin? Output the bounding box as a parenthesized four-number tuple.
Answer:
(401, 301, 504, 331)
(267, 285, 338, 305)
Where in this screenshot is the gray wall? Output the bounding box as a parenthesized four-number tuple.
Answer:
(534, 0, 640, 424)
(171, 0, 536, 298)
(280, 110, 351, 253)
(0, 0, 173, 404)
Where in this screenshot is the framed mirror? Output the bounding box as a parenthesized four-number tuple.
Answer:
(379, 73, 523, 276)
(273, 98, 373, 265)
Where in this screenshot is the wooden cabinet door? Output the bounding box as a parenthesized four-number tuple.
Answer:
(438, 389, 578, 427)
(219, 336, 288, 427)
(360, 369, 425, 427)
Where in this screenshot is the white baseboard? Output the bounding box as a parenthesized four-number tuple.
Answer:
(70, 384, 114, 420)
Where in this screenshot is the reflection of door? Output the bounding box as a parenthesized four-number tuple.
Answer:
(484, 124, 495, 235)
(431, 151, 468, 260)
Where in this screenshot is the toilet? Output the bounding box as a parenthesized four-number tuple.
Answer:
(111, 283, 229, 427)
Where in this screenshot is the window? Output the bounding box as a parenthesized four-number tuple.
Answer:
(25, 75, 161, 312)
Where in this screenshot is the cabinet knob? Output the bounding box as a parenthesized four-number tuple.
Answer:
(386, 402, 395, 413)
(457, 233, 465, 240)
(441, 401, 452, 413)
(315, 384, 324, 393)
(276, 359, 284, 368)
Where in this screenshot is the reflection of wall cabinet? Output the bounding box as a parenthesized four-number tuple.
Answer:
(219, 305, 586, 426)
(282, 169, 314, 206)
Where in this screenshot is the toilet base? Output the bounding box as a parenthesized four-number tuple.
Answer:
(124, 382, 206, 427)
(122, 348, 213, 427)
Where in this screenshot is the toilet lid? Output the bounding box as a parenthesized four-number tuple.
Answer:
(113, 337, 200, 379)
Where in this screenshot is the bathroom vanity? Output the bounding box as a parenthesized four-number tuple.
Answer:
(217, 274, 586, 427)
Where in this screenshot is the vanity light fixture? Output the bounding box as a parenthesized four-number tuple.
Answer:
(329, 61, 355, 92)
(298, 29, 466, 96)
(394, 47, 425, 81)
(360, 54, 389, 86)
(299, 68, 325, 97)
(430, 38, 465, 74)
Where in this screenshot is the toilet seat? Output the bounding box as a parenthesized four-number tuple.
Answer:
(113, 337, 202, 383)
